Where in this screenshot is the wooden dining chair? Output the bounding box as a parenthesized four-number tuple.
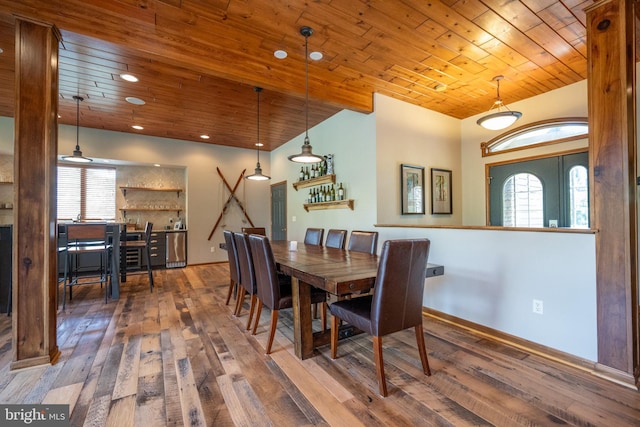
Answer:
(120, 221, 154, 292)
(304, 228, 324, 246)
(233, 231, 258, 330)
(63, 223, 113, 310)
(223, 230, 241, 305)
(329, 239, 432, 397)
(249, 234, 327, 354)
(347, 230, 379, 254)
(325, 229, 347, 249)
(242, 227, 266, 236)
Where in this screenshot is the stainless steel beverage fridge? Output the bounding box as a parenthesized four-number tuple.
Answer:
(166, 230, 187, 268)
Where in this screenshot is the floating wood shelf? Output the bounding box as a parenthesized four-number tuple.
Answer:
(292, 174, 335, 191)
(303, 199, 354, 212)
(119, 208, 182, 217)
(119, 186, 183, 197)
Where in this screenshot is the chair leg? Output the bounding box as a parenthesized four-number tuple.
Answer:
(312, 302, 318, 319)
(266, 309, 279, 354)
(330, 314, 339, 359)
(246, 294, 257, 330)
(251, 300, 263, 335)
(320, 302, 327, 332)
(234, 287, 246, 316)
(225, 279, 235, 305)
(415, 323, 431, 376)
(144, 247, 154, 292)
(372, 335, 388, 397)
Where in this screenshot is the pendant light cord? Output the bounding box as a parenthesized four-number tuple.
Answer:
(75, 96, 81, 150)
(304, 31, 309, 141)
(256, 87, 261, 163)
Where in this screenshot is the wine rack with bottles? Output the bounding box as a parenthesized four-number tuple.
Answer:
(292, 166, 353, 211)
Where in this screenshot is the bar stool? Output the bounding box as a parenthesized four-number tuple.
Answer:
(120, 221, 154, 292)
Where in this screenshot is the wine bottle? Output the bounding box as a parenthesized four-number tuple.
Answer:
(304, 167, 310, 180)
(299, 167, 305, 181)
(330, 184, 336, 201)
(338, 183, 344, 200)
(308, 189, 313, 203)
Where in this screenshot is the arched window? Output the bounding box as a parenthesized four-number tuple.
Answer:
(481, 118, 588, 157)
(502, 173, 544, 227)
(568, 165, 589, 228)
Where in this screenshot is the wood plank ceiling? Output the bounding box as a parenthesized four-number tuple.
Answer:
(0, 0, 592, 151)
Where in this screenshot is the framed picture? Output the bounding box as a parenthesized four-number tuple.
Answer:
(431, 168, 452, 214)
(400, 164, 425, 215)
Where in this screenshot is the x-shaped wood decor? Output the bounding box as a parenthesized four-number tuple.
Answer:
(208, 167, 255, 240)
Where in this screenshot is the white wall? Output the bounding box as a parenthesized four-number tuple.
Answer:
(0, 116, 272, 265)
(375, 94, 462, 224)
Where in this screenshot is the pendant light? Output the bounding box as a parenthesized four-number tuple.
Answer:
(476, 75, 522, 131)
(61, 95, 92, 163)
(246, 87, 271, 181)
(288, 26, 324, 163)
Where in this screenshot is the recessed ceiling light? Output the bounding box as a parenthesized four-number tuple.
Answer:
(154, 164, 161, 167)
(255, 143, 264, 147)
(120, 73, 138, 82)
(434, 83, 447, 92)
(125, 96, 145, 105)
(309, 51, 323, 61)
(200, 134, 210, 139)
(274, 50, 287, 59)
(132, 125, 144, 130)
(0, 48, 4, 54)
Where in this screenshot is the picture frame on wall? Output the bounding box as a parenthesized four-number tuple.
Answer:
(431, 168, 452, 214)
(400, 164, 425, 215)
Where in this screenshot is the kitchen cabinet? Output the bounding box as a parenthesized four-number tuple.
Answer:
(141, 231, 167, 268)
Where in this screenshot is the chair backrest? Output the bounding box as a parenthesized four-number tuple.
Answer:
(325, 229, 347, 249)
(347, 230, 379, 254)
(304, 228, 324, 246)
(143, 221, 154, 246)
(248, 234, 281, 310)
(233, 231, 256, 294)
(370, 239, 430, 336)
(242, 227, 266, 236)
(66, 223, 107, 242)
(223, 230, 240, 284)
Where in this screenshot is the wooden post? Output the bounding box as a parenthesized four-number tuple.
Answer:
(11, 17, 61, 369)
(585, 0, 638, 387)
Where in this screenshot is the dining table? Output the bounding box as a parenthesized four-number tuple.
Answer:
(270, 241, 444, 360)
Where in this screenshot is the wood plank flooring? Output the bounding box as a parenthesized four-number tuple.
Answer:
(0, 264, 638, 426)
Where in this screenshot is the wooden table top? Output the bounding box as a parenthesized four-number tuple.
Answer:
(270, 241, 379, 296)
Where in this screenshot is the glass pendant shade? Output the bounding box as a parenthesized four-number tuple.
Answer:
(288, 26, 323, 164)
(61, 95, 93, 163)
(246, 87, 271, 181)
(477, 76, 522, 131)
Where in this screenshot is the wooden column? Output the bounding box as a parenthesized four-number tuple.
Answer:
(586, 0, 638, 387)
(11, 17, 61, 369)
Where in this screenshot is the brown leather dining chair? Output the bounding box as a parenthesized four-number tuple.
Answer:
(347, 230, 379, 254)
(325, 229, 347, 249)
(223, 230, 241, 306)
(304, 228, 324, 246)
(233, 231, 258, 330)
(249, 234, 327, 354)
(242, 227, 266, 236)
(329, 238, 432, 397)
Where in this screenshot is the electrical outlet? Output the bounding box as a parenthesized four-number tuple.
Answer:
(210, 246, 215, 253)
(532, 299, 543, 314)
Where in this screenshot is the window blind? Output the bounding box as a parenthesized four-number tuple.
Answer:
(57, 165, 116, 220)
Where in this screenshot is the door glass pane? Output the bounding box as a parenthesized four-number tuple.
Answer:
(569, 165, 589, 228)
(503, 173, 544, 227)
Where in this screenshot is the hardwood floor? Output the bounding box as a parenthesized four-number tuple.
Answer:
(0, 264, 638, 426)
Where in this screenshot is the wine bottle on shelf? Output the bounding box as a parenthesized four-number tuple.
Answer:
(308, 189, 313, 203)
(304, 167, 310, 180)
(330, 184, 336, 201)
(338, 183, 344, 200)
(299, 167, 305, 181)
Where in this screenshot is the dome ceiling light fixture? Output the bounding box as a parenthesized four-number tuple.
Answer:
(477, 75, 522, 131)
(288, 26, 324, 164)
(61, 95, 93, 163)
(246, 87, 271, 181)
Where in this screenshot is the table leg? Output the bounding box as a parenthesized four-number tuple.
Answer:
(291, 276, 314, 359)
(110, 226, 120, 299)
